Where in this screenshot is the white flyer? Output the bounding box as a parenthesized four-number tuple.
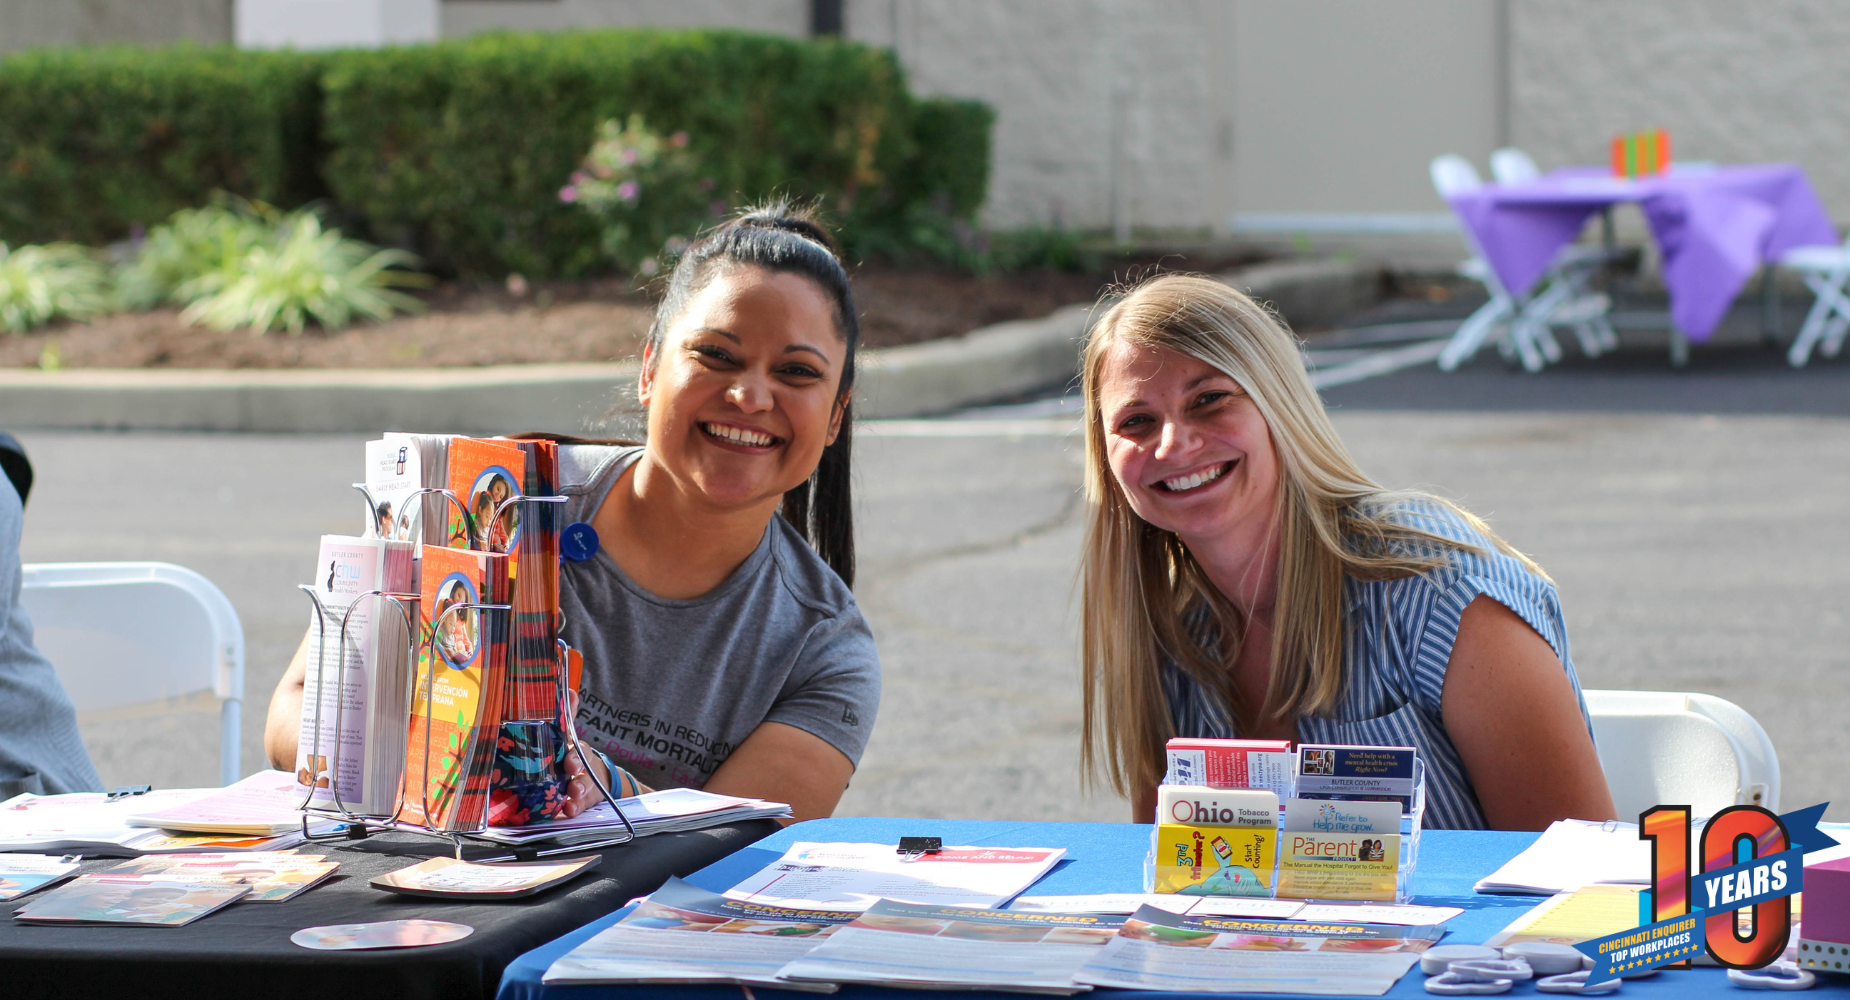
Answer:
(1010, 893, 1196, 915)
(723, 842, 1065, 912)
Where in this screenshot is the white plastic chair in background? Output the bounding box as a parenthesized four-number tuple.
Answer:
(1489, 146, 1543, 186)
(20, 562, 244, 786)
(1780, 231, 1850, 367)
(1431, 154, 1534, 370)
(1582, 689, 1779, 821)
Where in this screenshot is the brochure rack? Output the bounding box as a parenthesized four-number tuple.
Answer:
(1142, 752, 1426, 903)
(293, 487, 635, 860)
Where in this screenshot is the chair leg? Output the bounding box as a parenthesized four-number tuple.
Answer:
(1438, 296, 1513, 371)
(1823, 314, 1850, 358)
(1789, 273, 1842, 367)
(1571, 321, 1604, 358)
(1670, 328, 1690, 368)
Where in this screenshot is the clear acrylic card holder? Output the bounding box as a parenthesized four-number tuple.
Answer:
(292, 484, 635, 859)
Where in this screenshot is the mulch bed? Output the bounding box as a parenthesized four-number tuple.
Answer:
(0, 254, 1264, 370)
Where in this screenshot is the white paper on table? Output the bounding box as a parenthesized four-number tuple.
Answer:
(1473, 819, 1651, 894)
(1010, 893, 1195, 915)
(1292, 903, 1461, 926)
(126, 770, 307, 834)
(723, 842, 1065, 912)
(1182, 897, 1307, 919)
(1076, 935, 1419, 996)
(0, 788, 214, 851)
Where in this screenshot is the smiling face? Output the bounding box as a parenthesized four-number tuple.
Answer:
(1095, 339, 1281, 550)
(639, 265, 848, 510)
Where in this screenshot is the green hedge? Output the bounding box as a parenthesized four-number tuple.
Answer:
(0, 31, 992, 278)
(0, 46, 324, 247)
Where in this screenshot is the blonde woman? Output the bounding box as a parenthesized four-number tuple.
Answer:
(1080, 274, 1615, 831)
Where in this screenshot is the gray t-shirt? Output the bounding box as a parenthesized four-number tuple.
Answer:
(0, 475, 101, 796)
(557, 445, 880, 790)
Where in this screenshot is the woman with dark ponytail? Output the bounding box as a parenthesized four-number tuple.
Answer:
(550, 202, 878, 822)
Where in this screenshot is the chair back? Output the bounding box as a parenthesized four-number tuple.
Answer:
(1490, 147, 1542, 185)
(20, 562, 245, 784)
(1429, 154, 1484, 197)
(1583, 689, 1779, 820)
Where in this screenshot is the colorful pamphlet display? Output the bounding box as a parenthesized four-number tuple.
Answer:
(1145, 739, 1425, 903)
(293, 433, 632, 856)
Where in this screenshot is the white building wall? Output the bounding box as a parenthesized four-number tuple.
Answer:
(236, 0, 438, 49)
(847, 0, 1223, 232)
(1510, 0, 1850, 223)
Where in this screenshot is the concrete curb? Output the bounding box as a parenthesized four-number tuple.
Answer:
(0, 304, 1097, 433)
(0, 260, 1358, 433)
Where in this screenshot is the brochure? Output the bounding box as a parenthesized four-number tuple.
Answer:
(104, 853, 338, 902)
(398, 544, 510, 832)
(1294, 744, 1417, 809)
(724, 842, 1066, 912)
(1473, 818, 1651, 894)
(1074, 904, 1443, 995)
(544, 876, 851, 991)
(128, 769, 315, 837)
(294, 534, 416, 815)
(1152, 822, 1277, 896)
(14, 877, 249, 926)
(1165, 738, 1296, 800)
(0, 854, 82, 901)
(446, 437, 526, 552)
(1276, 830, 1400, 901)
(780, 898, 1126, 995)
(476, 787, 792, 846)
(372, 855, 598, 900)
(364, 436, 423, 540)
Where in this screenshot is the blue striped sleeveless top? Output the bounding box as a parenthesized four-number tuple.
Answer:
(1160, 499, 1593, 830)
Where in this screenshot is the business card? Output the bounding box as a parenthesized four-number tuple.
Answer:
(1152, 823, 1277, 897)
(1276, 831, 1400, 901)
(1283, 797, 1401, 834)
(1157, 786, 1278, 828)
(1294, 744, 1416, 807)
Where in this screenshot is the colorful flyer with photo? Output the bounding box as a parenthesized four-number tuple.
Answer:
(1152, 823, 1276, 897)
(1294, 744, 1416, 808)
(1277, 831, 1400, 901)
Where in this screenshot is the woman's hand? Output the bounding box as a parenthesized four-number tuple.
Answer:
(559, 746, 612, 819)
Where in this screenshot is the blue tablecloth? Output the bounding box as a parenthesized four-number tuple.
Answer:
(497, 817, 1847, 999)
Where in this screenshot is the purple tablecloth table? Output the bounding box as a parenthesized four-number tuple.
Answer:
(1447, 163, 1838, 341)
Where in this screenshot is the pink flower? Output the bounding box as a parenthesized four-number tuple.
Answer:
(670, 131, 689, 147)
(558, 185, 578, 203)
(570, 170, 588, 185)
(616, 180, 640, 201)
(620, 147, 640, 166)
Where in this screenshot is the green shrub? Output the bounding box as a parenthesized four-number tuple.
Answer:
(116, 196, 283, 309)
(0, 242, 113, 333)
(565, 114, 717, 279)
(174, 209, 427, 335)
(321, 30, 986, 278)
(0, 46, 324, 247)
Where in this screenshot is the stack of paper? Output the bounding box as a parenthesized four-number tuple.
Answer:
(1473, 819, 1651, 894)
(14, 876, 248, 926)
(474, 788, 792, 846)
(780, 899, 1123, 994)
(126, 770, 327, 837)
(103, 852, 339, 902)
(545, 877, 852, 991)
(0, 788, 215, 854)
(723, 842, 1066, 912)
(1074, 904, 1443, 996)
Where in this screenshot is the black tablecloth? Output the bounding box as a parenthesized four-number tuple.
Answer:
(2, 820, 778, 1000)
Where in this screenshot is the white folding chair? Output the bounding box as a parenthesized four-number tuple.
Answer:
(1781, 232, 1850, 367)
(20, 562, 245, 786)
(1583, 689, 1779, 821)
(1489, 146, 1543, 186)
(1432, 154, 1533, 370)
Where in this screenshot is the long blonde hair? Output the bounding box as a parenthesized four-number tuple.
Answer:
(1078, 274, 1544, 796)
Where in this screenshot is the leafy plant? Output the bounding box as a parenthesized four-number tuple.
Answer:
(177, 212, 428, 335)
(117, 196, 282, 309)
(564, 114, 719, 279)
(0, 242, 113, 333)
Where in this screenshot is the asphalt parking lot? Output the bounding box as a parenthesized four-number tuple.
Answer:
(14, 333, 1850, 823)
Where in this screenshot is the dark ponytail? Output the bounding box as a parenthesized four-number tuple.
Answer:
(647, 200, 858, 588)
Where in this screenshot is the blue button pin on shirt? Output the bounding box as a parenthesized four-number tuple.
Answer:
(561, 521, 600, 562)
